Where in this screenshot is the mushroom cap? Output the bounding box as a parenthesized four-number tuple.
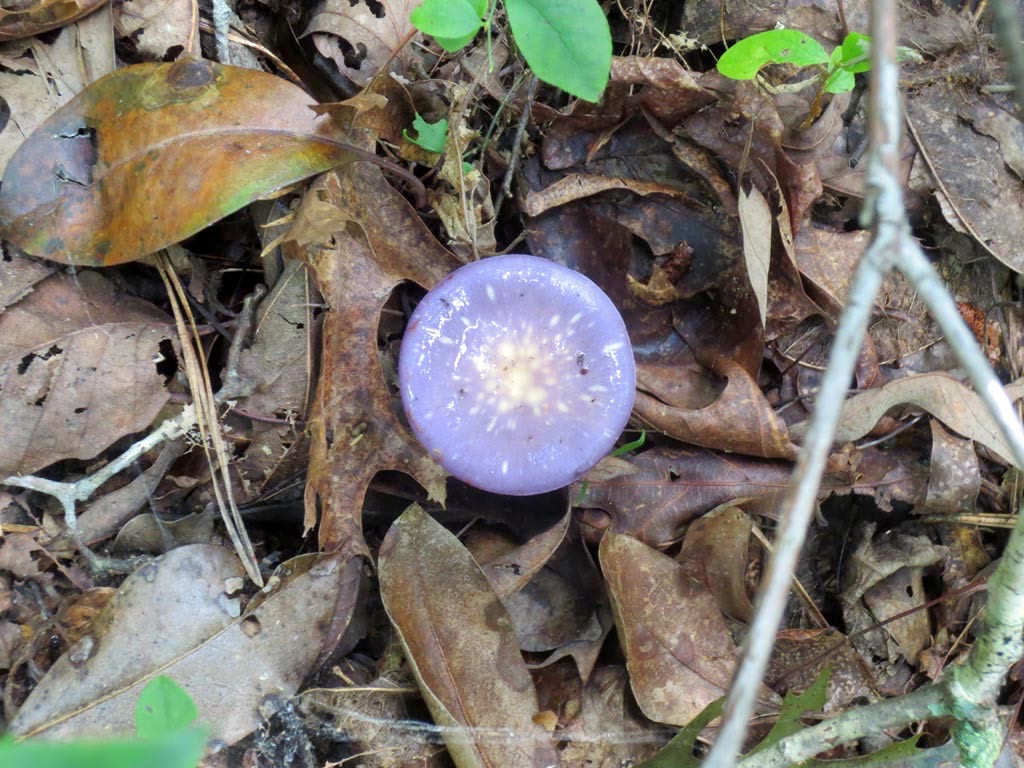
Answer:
(399, 254, 635, 496)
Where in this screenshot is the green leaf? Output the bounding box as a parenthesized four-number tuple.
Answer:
(838, 32, 872, 73)
(748, 666, 831, 755)
(135, 677, 199, 739)
(0, 730, 207, 768)
(411, 0, 485, 52)
(717, 29, 830, 80)
(824, 47, 856, 93)
(505, 0, 612, 102)
(634, 698, 725, 768)
(403, 113, 449, 153)
(611, 430, 646, 457)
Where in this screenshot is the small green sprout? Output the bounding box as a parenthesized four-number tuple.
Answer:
(404, 113, 449, 154)
(0, 676, 207, 768)
(717, 29, 918, 95)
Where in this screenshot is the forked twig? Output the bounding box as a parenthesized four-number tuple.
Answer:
(702, 0, 1024, 765)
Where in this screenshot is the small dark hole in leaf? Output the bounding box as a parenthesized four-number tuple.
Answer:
(906, 585, 914, 597)
(668, 467, 680, 481)
(154, 338, 178, 383)
(0, 95, 9, 135)
(33, 392, 47, 406)
(363, 0, 386, 17)
(163, 45, 184, 62)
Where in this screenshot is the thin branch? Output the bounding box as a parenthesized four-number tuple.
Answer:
(737, 685, 947, 768)
(700, 1, 906, 764)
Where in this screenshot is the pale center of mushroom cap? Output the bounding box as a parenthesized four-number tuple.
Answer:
(469, 324, 573, 417)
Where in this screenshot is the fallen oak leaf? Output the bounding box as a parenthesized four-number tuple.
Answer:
(292, 162, 462, 556)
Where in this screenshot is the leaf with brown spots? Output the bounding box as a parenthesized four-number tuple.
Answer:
(0, 57, 359, 266)
(378, 505, 561, 768)
(294, 162, 461, 556)
(600, 531, 780, 726)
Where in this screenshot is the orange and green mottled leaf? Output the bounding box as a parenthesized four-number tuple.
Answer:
(0, 57, 357, 266)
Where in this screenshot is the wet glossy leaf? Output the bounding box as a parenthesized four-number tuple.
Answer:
(0, 57, 357, 266)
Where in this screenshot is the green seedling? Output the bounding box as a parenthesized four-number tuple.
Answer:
(404, 113, 450, 154)
(410, 0, 612, 103)
(717, 29, 918, 95)
(0, 676, 207, 768)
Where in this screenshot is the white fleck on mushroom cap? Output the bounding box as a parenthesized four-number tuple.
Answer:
(399, 254, 636, 496)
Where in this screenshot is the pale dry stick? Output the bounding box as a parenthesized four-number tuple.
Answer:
(704, 0, 1024, 763)
(2, 404, 195, 570)
(700, 1, 902, 763)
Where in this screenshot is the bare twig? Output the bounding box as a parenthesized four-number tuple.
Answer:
(703, 0, 1024, 765)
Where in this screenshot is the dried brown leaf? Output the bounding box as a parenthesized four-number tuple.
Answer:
(378, 505, 561, 768)
(12, 545, 360, 744)
(635, 359, 797, 460)
(600, 531, 780, 725)
(304, 0, 421, 87)
(679, 503, 756, 622)
(0, 271, 173, 476)
(297, 163, 461, 556)
(798, 373, 1024, 469)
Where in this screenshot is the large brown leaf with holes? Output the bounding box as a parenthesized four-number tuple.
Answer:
(379, 505, 561, 768)
(0, 57, 358, 266)
(294, 162, 461, 556)
(0, 270, 174, 476)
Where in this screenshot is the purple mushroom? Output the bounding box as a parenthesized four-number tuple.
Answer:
(399, 254, 636, 496)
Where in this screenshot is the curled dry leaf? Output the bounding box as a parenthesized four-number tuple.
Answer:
(600, 531, 781, 726)
(0, 270, 174, 476)
(0, 57, 358, 266)
(0, 0, 107, 42)
(12, 544, 360, 745)
(378, 505, 561, 768)
(795, 372, 1024, 469)
(634, 359, 798, 460)
(679, 502, 756, 622)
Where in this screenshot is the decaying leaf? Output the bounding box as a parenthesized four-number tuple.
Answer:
(303, 0, 421, 87)
(800, 373, 1024, 469)
(600, 531, 780, 725)
(378, 505, 561, 768)
(679, 502, 756, 622)
(11, 545, 361, 745)
(0, 0, 106, 42)
(634, 359, 798, 460)
(294, 162, 461, 556)
(737, 182, 771, 329)
(0, 57, 359, 266)
(0, 270, 174, 476)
